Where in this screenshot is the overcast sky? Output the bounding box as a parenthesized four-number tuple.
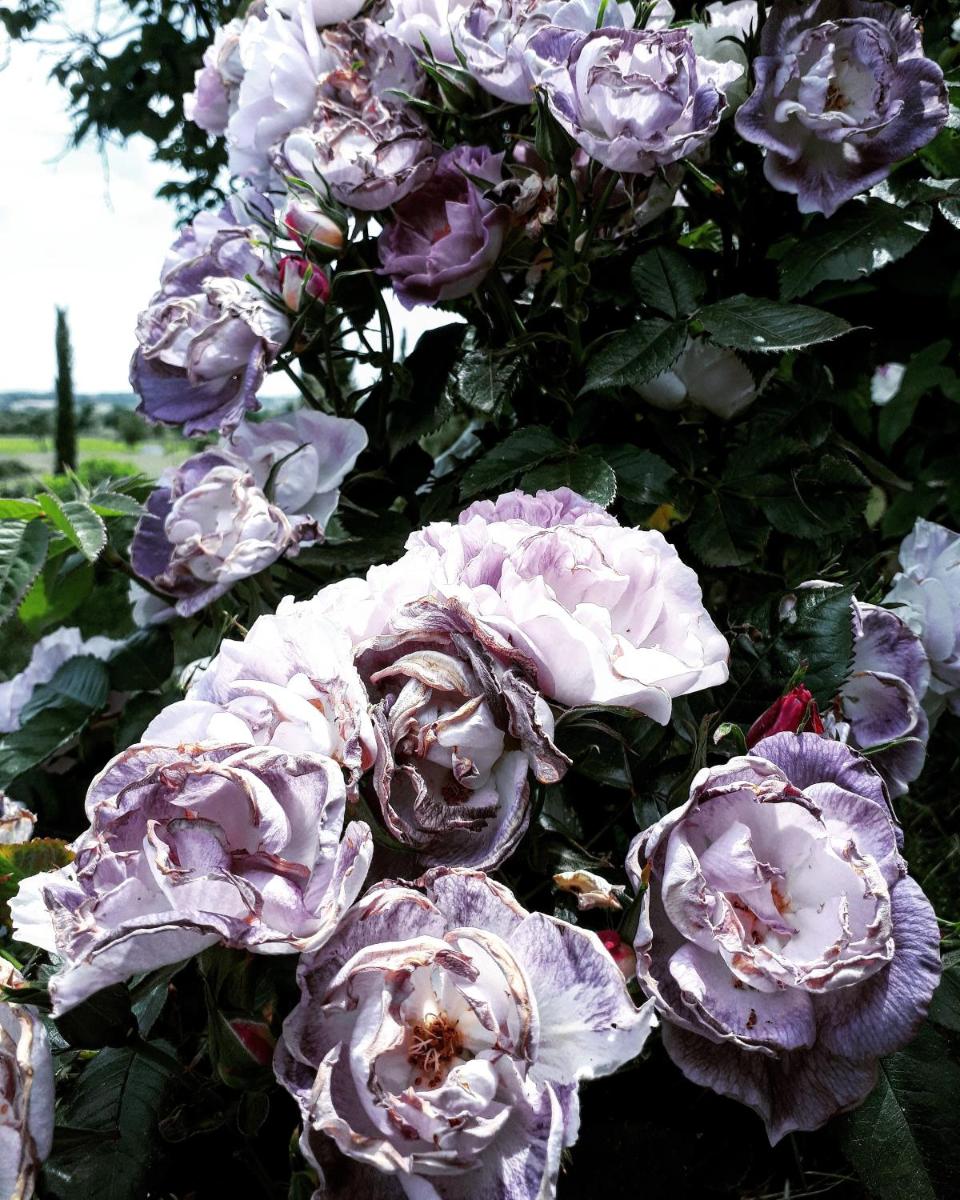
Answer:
(0, 10, 450, 396)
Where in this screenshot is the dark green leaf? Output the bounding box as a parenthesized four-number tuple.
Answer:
(0, 519, 50, 627)
(388, 323, 467, 453)
(928, 950, 960, 1034)
(580, 319, 687, 394)
(604, 446, 676, 508)
(460, 427, 566, 498)
(88, 491, 145, 518)
(46, 1043, 178, 1200)
(0, 657, 110, 789)
(698, 295, 853, 353)
(18, 560, 94, 633)
(686, 492, 769, 568)
(107, 629, 174, 692)
(19, 656, 110, 725)
(778, 199, 932, 301)
(771, 583, 856, 702)
(839, 1023, 960, 1200)
(631, 247, 706, 318)
(521, 453, 617, 507)
(54, 984, 135, 1050)
(456, 340, 519, 417)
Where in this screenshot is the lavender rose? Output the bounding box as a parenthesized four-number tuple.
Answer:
(885, 517, 960, 716)
(378, 144, 508, 308)
(184, 17, 246, 134)
(453, 0, 624, 104)
(384, 0, 471, 64)
(532, 26, 742, 175)
(830, 600, 931, 798)
(626, 732, 942, 1141)
(143, 603, 376, 789)
(0, 795, 36, 845)
(130, 450, 311, 618)
(275, 868, 654, 1199)
(131, 198, 289, 436)
(356, 595, 568, 868)
(0, 965, 55, 1199)
(403, 488, 730, 720)
(227, 410, 367, 531)
(10, 744, 372, 1015)
(734, 0, 948, 217)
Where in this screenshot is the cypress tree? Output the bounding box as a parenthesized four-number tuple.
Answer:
(54, 306, 77, 474)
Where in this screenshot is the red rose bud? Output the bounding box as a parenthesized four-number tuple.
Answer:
(596, 929, 637, 980)
(279, 255, 330, 312)
(283, 200, 344, 252)
(226, 1018, 276, 1067)
(745, 684, 824, 748)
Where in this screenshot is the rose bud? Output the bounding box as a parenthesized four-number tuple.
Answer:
(279, 255, 330, 312)
(283, 200, 345, 253)
(597, 929, 638, 980)
(746, 684, 824, 748)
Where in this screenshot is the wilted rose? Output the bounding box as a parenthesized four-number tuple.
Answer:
(355, 596, 568, 869)
(275, 868, 654, 1198)
(831, 599, 931, 798)
(143, 603, 376, 789)
(626, 732, 941, 1141)
(226, 409, 367, 533)
(0, 795, 36, 845)
(10, 744, 372, 1015)
(131, 198, 289, 436)
(378, 144, 508, 308)
(130, 451, 310, 618)
(404, 487, 730, 721)
(885, 518, 960, 716)
(735, 0, 948, 217)
(0, 964, 55, 1199)
(532, 26, 742, 175)
(184, 17, 247, 134)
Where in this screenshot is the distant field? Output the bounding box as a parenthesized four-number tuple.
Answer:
(0, 437, 188, 482)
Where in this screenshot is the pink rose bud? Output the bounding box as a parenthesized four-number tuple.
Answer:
(279, 255, 330, 312)
(745, 683, 824, 748)
(596, 929, 637, 980)
(283, 201, 344, 252)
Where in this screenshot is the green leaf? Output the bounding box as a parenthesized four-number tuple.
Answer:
(0, 498, 43, 519)
(735, 455, 869, 540)
(772, 583, 856, 703)
(54, 984, 135, 1050)
(580, 319, 687, 394)
(46, 1043, 178, 1200)
(0, 657, 110, 789)
(630, 247, 706, 318)
(88, 491, 145, 518)
(19, 656, 111, 725)
(107, 629, 174, 692)
(460, 427, 566, 498)
(928, 950, 960, 1034)
(686, 492, 769, 568)
(0, 519, 50, 627)
(604, 446, 676, 508)
(697, 295, 853, 353)
(0, 838, 73, 930)
(839, 1023, 960, 1200)
(37, 494, 107, 562)
(455, 340, 519, 416)
(18, 560, 95, 633)
(778, 199, 932, 301)
(521, 453, 617, 507)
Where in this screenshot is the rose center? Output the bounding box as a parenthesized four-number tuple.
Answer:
(407, 1011, 463, 1087)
